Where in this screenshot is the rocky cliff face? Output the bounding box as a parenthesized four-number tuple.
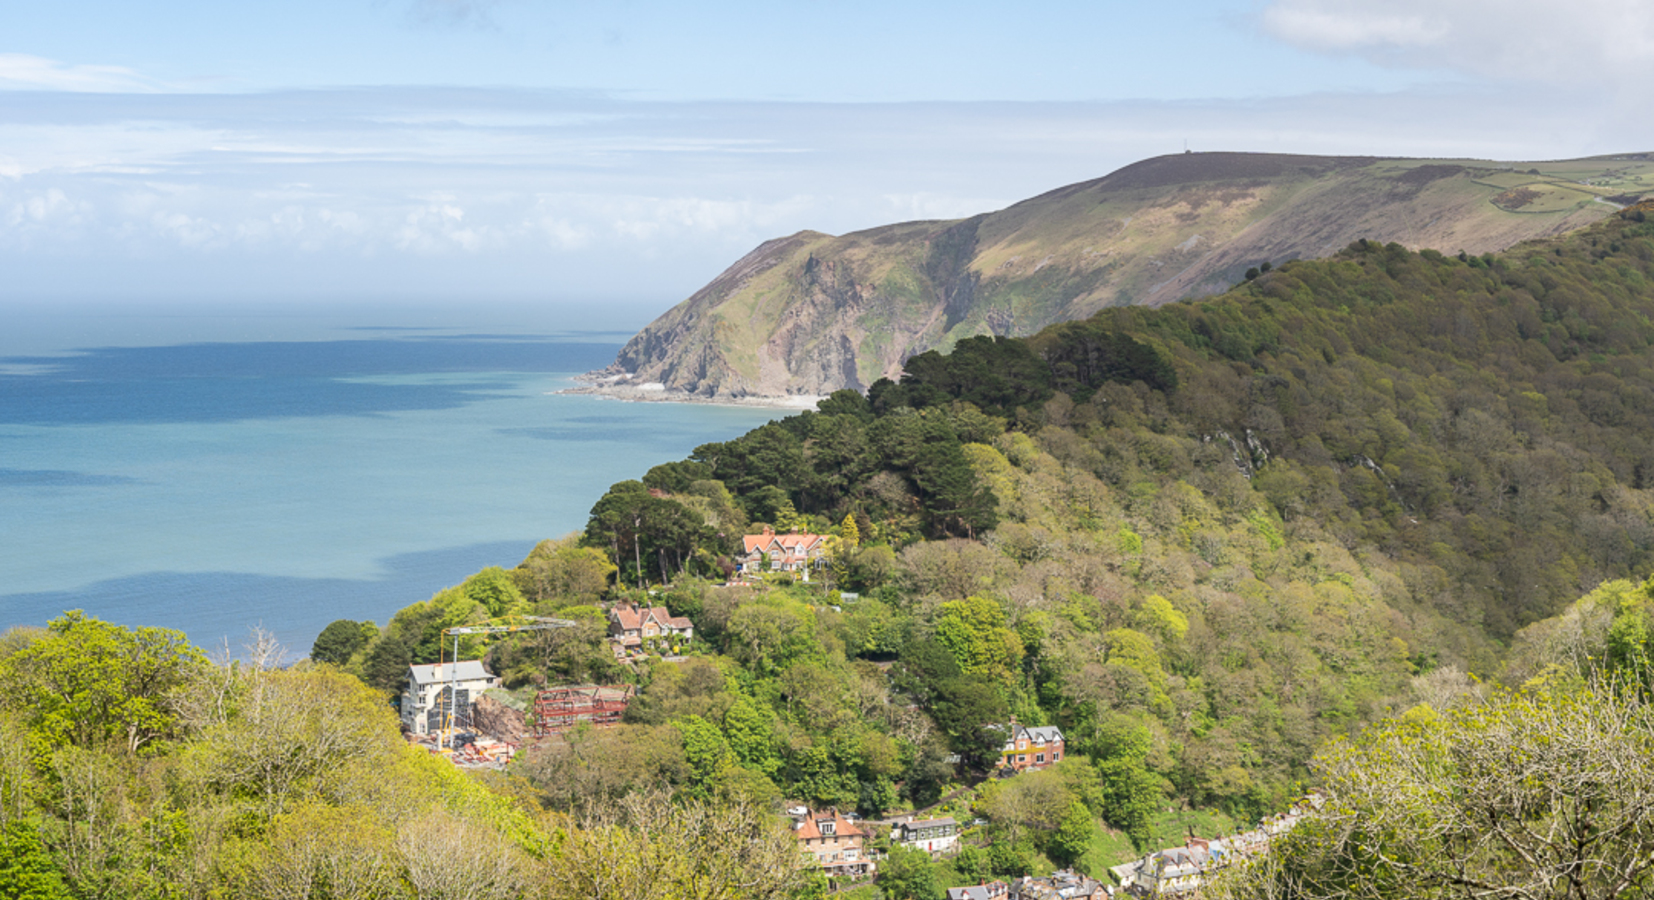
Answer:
(594, 151, 1645, 399)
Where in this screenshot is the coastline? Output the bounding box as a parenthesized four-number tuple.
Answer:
(555, 379, 824, 410)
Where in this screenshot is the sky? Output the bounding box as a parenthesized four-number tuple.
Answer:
(2, 0, 1651, 316)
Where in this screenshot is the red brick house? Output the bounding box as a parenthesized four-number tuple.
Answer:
(1000, 720, 1065, 772)
(607, 602, 693, 660)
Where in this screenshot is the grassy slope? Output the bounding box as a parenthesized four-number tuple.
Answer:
(612, 152, 1654, 397)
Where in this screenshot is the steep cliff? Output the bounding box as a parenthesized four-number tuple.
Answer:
(593, 151, 1653, 399)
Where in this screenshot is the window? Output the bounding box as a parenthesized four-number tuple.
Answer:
(1017, 754, 1027, 763)
(1036, 753, 1045, 763)
(820, 821, 835, 836)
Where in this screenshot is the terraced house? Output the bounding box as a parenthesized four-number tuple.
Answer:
(947, 882, 1009, 900)
(1008, 869, 1110, 900)
(1000, 719, 1065, 772)
(894, 817, 959, 856)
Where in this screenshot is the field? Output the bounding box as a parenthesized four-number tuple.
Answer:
(1460, 155, 1654, 212)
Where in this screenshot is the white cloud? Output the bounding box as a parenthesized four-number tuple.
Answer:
(0, 54, 163, 93)
(1261, 0, 1654, 88)
(4, 187, 92, 239)
(395, 200, 488, 253)
(0, 85, 1649, 301)
(151, 210, 222, 248)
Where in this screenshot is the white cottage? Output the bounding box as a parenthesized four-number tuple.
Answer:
(401, 660, 500, 736)
(894, 817, 960, 855)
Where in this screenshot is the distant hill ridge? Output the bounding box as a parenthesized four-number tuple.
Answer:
(585, 150, 1654, 400)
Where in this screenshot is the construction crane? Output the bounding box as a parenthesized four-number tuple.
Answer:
(435, 615, 578, 750)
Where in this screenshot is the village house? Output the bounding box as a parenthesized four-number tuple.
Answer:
(401, 660, 500, 736)
(1009, 869, 1111, 900)
(947, 882, 1009, 900)
(1117, 841, 1226, 897)
(738, 526, 827, 579)
(893, 817, 960, 856)
(791, 807, 875, 879)
(1000, 719, 1065, 772)
(1109, 795, 1323, 897)
(607, 601, 693, 660)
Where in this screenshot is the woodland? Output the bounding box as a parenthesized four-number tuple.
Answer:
(3, 205, 1654, 898)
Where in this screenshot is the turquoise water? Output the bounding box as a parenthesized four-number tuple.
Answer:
(0, 303, 778, 656)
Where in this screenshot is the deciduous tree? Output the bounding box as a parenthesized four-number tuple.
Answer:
(0, 612, 206, 756)
(1211, 681, 1654, 900)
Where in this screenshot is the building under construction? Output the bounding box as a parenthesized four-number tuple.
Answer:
(533, 684, 634, 736)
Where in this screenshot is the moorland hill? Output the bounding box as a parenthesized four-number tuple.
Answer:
(590, 151, 1654, 400)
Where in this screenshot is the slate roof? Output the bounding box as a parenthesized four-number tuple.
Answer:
(1010, 869, 1106, 900)
(408, 660, 493, 686)
(900, 817, 958, 836)
(1152, 846, 1210, 878)
(948, 883, 1008, 900)
(1002, 721, 1064, 752)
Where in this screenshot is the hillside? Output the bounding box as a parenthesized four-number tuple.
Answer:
(445, 202, 1654, 827)
(586, 151, 1654, 400)
(9, 205, 1654, 898)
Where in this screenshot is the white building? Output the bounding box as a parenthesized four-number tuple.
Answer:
(402, 660, 500, 736)
(894, 817, 960, 855)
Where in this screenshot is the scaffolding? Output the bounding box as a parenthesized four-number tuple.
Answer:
(533, 684, 635, 736)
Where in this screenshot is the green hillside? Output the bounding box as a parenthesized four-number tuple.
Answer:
(6, 203, 1654, 898)
(593, 151, 1654, 400)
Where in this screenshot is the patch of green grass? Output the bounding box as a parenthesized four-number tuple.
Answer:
(835, 883, 880, 900)
(1081, 825, 1139, 877)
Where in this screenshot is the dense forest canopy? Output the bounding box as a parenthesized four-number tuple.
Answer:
(349, 202, 1654, 870)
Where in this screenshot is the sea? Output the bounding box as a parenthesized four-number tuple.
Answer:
(0, 300, 780, 659)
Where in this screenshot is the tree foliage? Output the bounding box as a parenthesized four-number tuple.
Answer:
(310, 619, 374, 667)
(1213, 680, 1654, 900)
(0, 612, 206, 756)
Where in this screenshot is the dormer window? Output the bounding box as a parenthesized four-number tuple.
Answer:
(820, 821, 835, 836)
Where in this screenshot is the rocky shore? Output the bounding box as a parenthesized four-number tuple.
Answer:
(556, 373, 823, 409)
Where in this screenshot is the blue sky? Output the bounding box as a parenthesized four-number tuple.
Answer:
(3, 0, 1650, 313)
